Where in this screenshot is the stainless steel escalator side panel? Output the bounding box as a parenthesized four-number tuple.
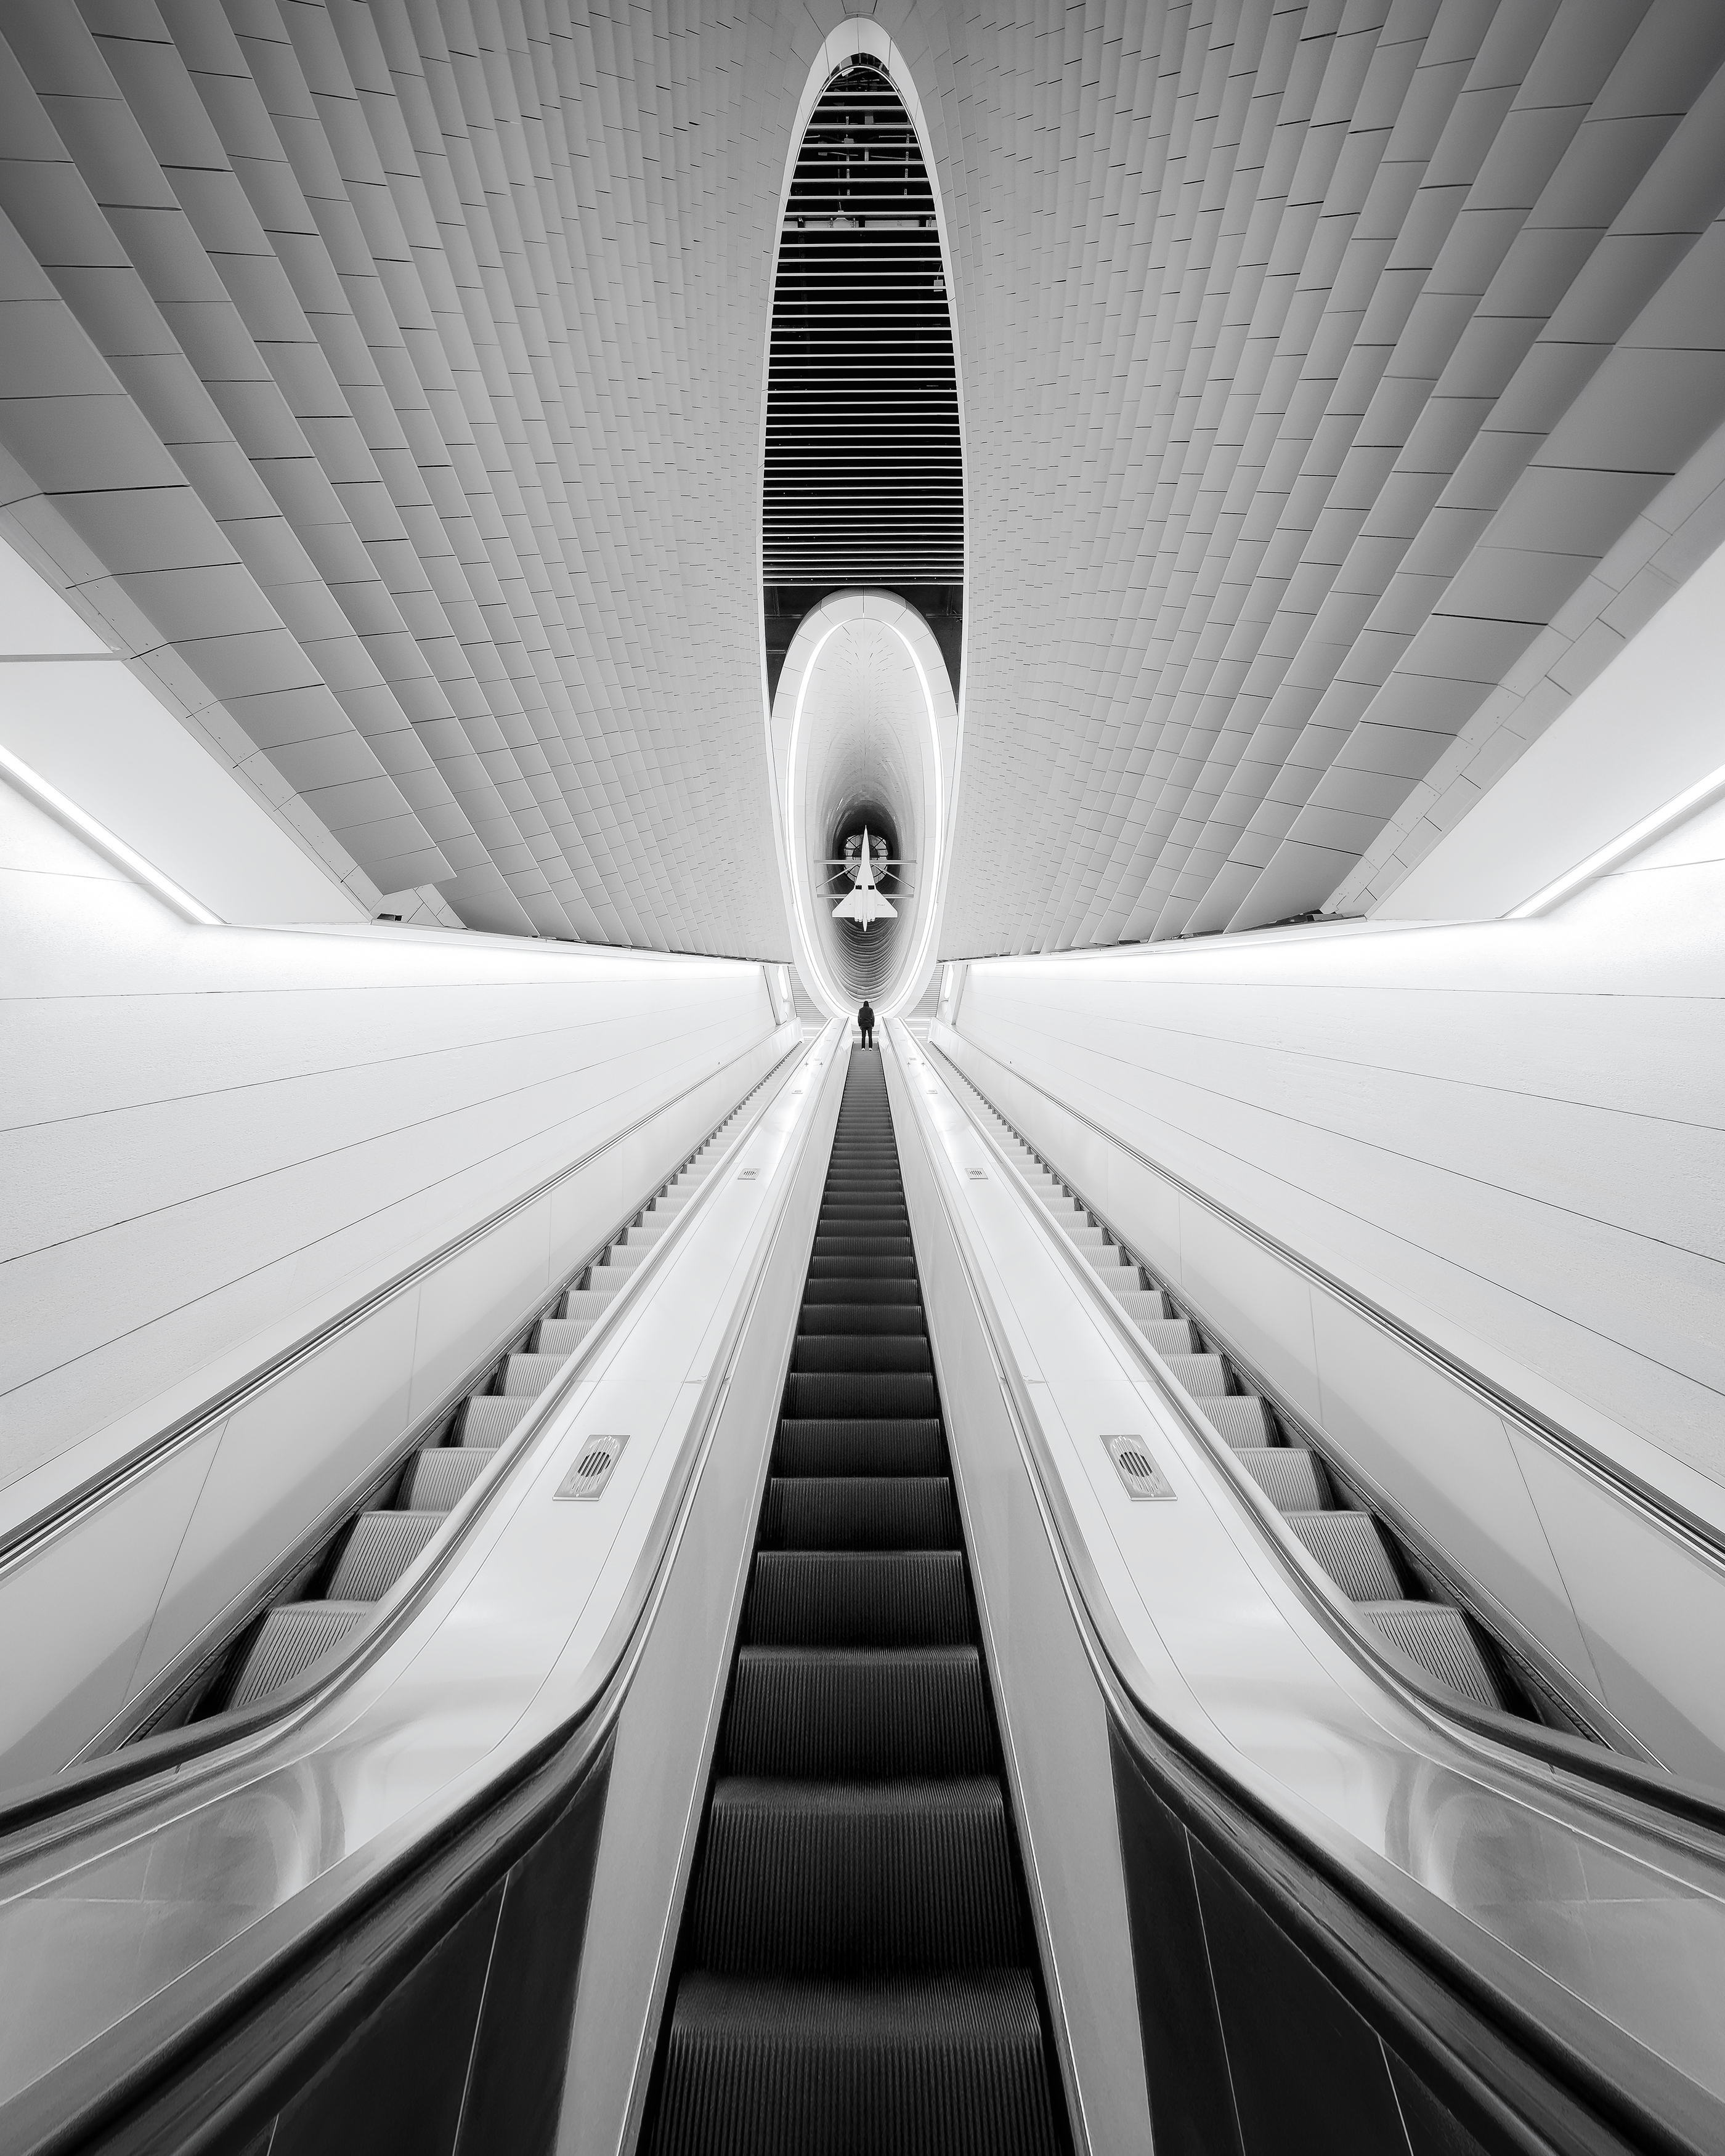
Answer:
(928, 1021, 1725, 1789)
(882, 1038, 1145, 2156)
(38, 1044, 806, 1789)
(883, 1021, 1725, 2144)
(0, 1026, 849, 2134)
(554, 1042, 849, 2156)
(928, 1042, 1673, 1776)
(0, 1021, 807, 1795)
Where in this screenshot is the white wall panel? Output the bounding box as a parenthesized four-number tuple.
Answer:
(1, 785, 785, 1492)
(936, 838, 1725, 1773)
(0, 784, 792, 1784)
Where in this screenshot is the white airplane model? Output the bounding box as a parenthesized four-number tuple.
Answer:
(830, 826, 898, 929)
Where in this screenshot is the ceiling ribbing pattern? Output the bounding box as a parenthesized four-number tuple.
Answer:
(937, 0, 1725, 950)
(0, 0, 793, 949)
(1, 4, 1722, 954)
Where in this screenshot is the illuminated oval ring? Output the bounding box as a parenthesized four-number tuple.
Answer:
(773, 591, 959, 1019)
(758, 25, 967, 1023)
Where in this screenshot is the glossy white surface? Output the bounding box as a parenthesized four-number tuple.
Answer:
(556, 1042, 846, 2156)
(887, 1023, 1725, 2112)
(0, 1024, 845, 2110)
(934, 843, 1725, 1777)
(885, 1042, 1149, 2156)
(1, 778, 796, 1782)
(1379, 535, 1725, 920)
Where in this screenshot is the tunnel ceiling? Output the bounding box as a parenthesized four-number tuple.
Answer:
(5, 9, 1725, 958)
(796, 612, 932, 1007)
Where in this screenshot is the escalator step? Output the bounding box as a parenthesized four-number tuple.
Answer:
(797, 1306, 927, 1335)
(653, 1969, 1058, 2156)
(760, 1478, 962, 1552)
(536, 1312, 601, 1356)
(1360, 1600, 1506, 1708)
(1203, 1396, 1276, 1447)
(1137, 1317, 1199, 1355)
(1286, 1510, 1403, 1600)
(776, 1414, 949, 1483)
(724, 1648, 996, 1778)
(807, 1255, 919, 1279)
(1234, 1448, 1330, 1510)
(815, 1237, 914, 1257)
(501, 1350, 567, 1396)
(398, 1445, 498, 1509)
(1162, 1351, 1228, 1397)
(326, 1509, 443, 1600)
(458, 1395, 532, 1447)
(773, 1419, 946, 1475)
(800, 1280, 923, 1306)
(784, 1372, 939, 1418)
(792, 1335, 932, 1374)
(745, 1552, 972, 1646)
(689, 1779, 1025, 1972)
(228, 1602, 368, 1709)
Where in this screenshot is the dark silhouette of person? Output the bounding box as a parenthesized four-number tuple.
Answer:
(858, 1000, 875, 1048)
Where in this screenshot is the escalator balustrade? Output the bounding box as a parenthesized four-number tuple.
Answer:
(210, 1104, 754, 1716)
(968, 1092, 1516, 1712)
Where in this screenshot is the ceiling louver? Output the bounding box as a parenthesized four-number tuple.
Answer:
(765, 59, 962, 593)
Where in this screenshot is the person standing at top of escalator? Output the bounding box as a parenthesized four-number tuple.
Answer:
(858, 1000, 875, 1049)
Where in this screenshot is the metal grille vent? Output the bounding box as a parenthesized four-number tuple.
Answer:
(556, 1434, 629, 1501)
(765, 55, 961, 588)
(1105, 1435, 1175, 1501)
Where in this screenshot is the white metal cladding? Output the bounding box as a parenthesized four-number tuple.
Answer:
(1, 7, 1724, 955)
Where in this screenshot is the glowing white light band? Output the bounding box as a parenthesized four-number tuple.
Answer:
(785, 613, 947, 1020)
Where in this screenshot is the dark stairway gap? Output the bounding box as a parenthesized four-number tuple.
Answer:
(646, 1052, 1068, 2155)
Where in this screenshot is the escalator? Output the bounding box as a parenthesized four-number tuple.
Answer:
(943, 1064, 1606, 1736)
(6, 1036, 1725, 2156)
(646, 1050, 1068, 2154)
(213, 1102, 754, 1717)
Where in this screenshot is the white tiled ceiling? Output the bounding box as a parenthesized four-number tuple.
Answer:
(1, 4, 1723, 957)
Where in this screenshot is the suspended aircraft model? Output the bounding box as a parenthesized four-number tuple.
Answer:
(829, 826, 898, 930)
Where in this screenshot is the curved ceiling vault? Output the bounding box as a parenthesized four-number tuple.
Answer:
(7, 9, 1718, 961)
(763, 34, 965, 1021)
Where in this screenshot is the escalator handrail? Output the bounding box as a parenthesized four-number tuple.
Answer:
(0, 1029, 849, 2156)
(0, 1026, 803, 1589)
(0, 1032, 822, 1846)
(927, 1023, 1725, 1581)
(888, 1023, 1725, 2156)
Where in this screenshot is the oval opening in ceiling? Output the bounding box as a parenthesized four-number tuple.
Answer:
(763, 48, 964, 708)
(761, 38, 965, 1022)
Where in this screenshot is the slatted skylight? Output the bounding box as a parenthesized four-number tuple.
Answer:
(765, 58, 962, 589)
